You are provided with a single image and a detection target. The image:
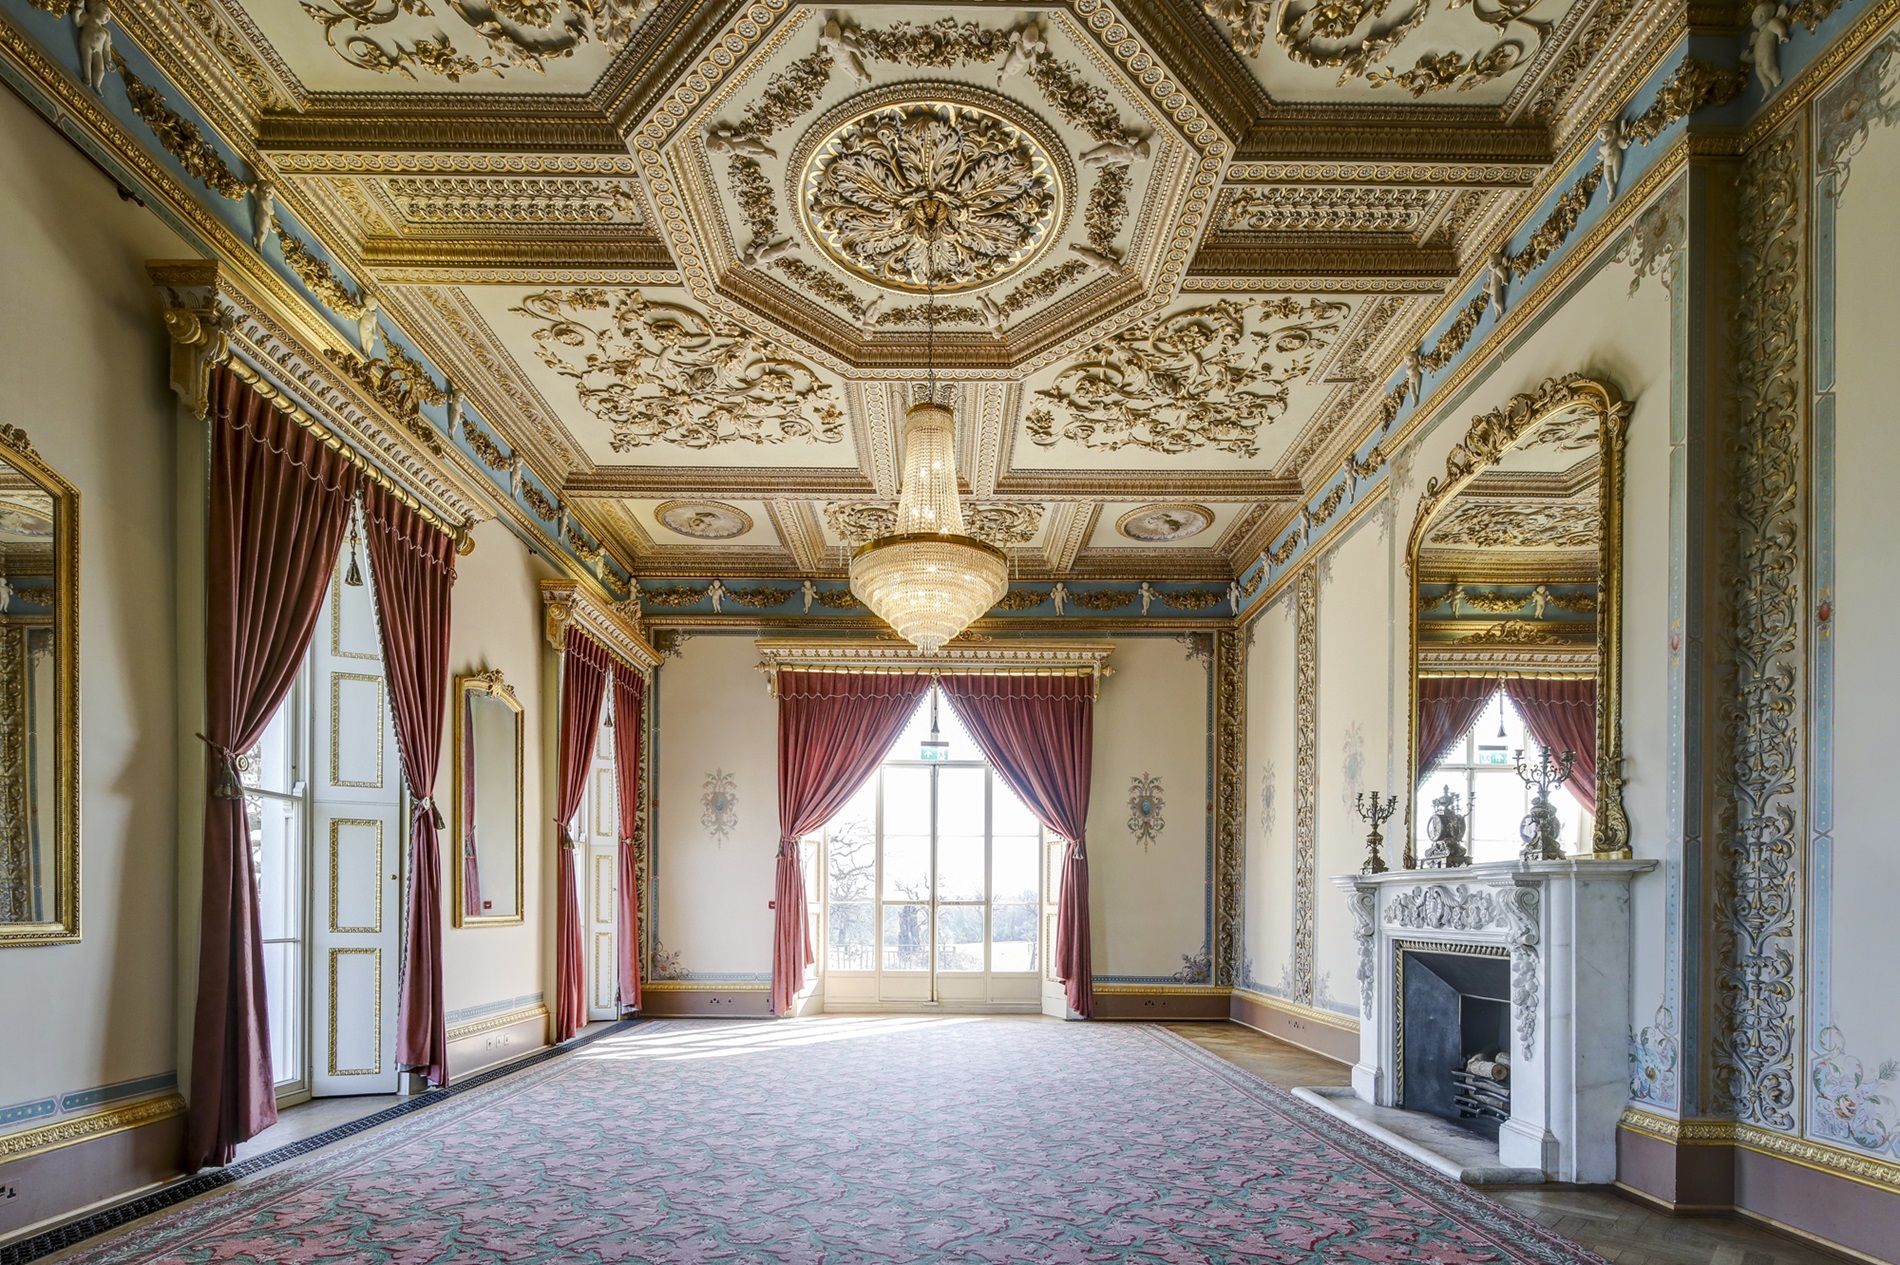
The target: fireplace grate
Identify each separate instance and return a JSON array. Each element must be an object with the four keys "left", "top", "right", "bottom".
[{"left": 1451, "top": 1063, "right": 1511, "bottom": 1125}]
